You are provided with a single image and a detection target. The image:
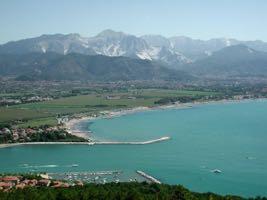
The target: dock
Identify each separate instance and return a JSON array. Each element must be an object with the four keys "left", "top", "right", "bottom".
[
  {"left": 47, "top": 170, "right": 123, "bottom": 184},
  {"left": 49, "top": 170, "right": 122, "bottom": 176},
  {"left": 136, "top": 170, "right": 161, "bottom": 184}
]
